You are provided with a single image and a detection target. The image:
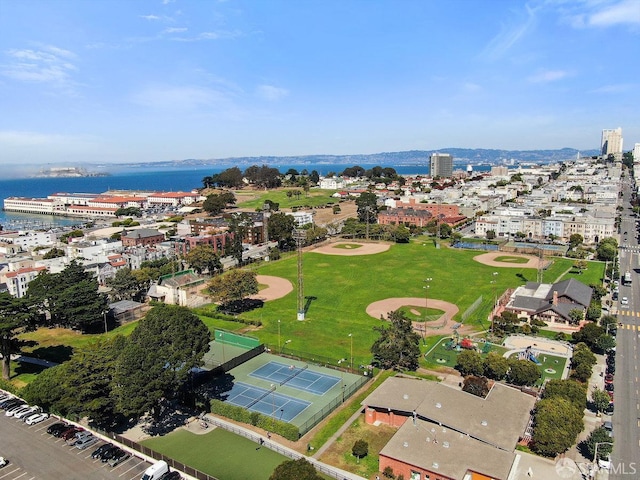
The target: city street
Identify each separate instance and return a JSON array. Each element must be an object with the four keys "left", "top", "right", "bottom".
[{"left": 609, "top": 179, "right": 640, "bottom": 480}]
